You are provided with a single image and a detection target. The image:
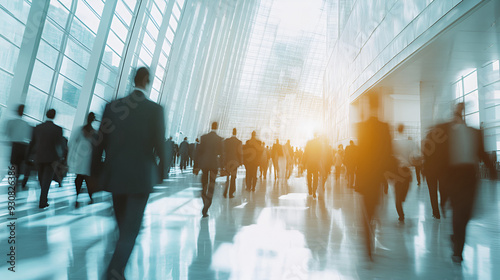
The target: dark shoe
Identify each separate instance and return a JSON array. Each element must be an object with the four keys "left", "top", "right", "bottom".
[
  {"left": 452, "top": 255, "right": 463, "bottom": 264},
  {"left": 202, "top": 214, "right": 209, "bottom": 218},
  {"left": 89, "top": 198, "right": 94, "bottom": 204},
  {"left": 398, "top": 217, "right": 405, "bottom": 223},
  {"left": 223, "top": 194, "right": 227, "bottom": 198},
  {"left": 312, "top": 194, "right": 316, "bottom": 199},
  {"left": 432, "top": 214, "right": 440, "bottom": 219},
  {"left": 229, "top": 195, "right": 234, "bottom": 198},
  {"left": 39, "top": 203, "right": 49, "bottom": 209}
]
